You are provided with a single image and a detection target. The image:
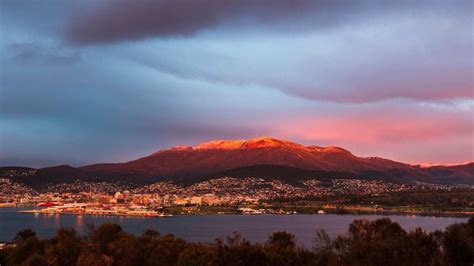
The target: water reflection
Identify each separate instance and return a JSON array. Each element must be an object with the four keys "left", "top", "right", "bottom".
[
  {"left": 75, "top": 215, "right": 83, "bottom": 232},
  {"left": 54, "top": 214, "right": 60, "bottom": 227}
]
